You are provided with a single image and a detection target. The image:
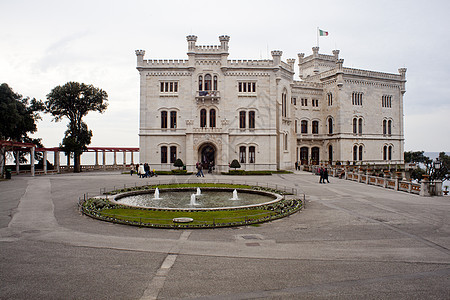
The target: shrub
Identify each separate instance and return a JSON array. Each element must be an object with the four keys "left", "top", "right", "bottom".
[
  {"left": 173, "top": 158, "right": 184, "bottom": 169},
  {"left": 230, "top": 159, "right": 241, "bottom": 170}
]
